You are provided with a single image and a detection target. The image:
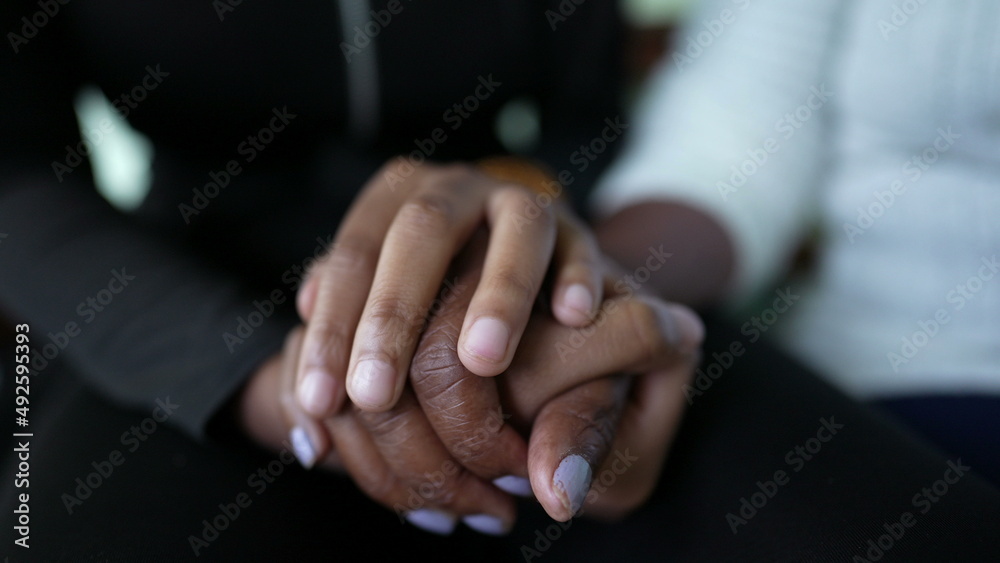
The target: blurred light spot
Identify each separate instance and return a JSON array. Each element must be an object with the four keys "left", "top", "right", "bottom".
[
  {"left": 74, "top": 86, "right": 153, "bottom": 212},
  {"left": 495, "top": 97, "right": 541, "bottom": 155}
]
